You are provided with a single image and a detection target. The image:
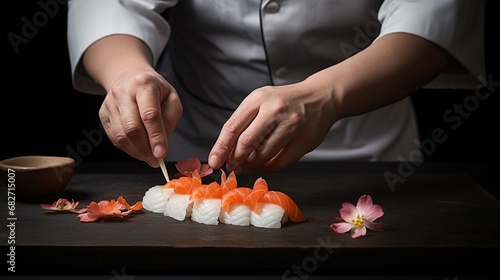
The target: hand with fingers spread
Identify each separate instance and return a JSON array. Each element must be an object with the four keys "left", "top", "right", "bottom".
[
  {"left": 208, "top": 80, "right": 337, "bottom": 173},
  {"left": 99, "top": 69, "right": 182, "bottom": 167}
]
